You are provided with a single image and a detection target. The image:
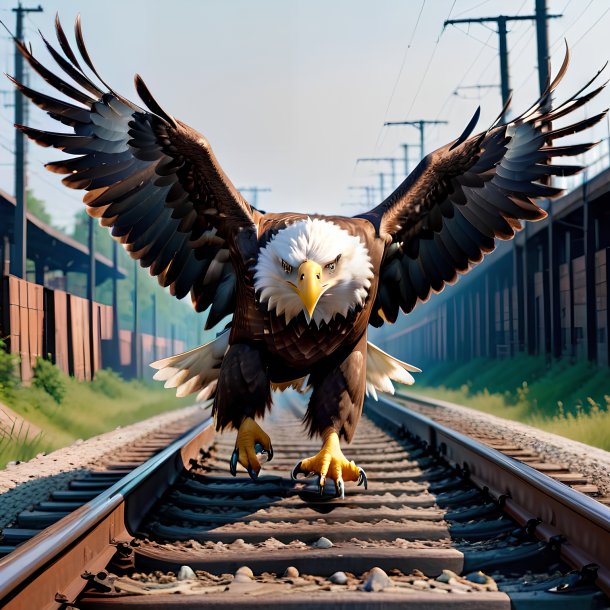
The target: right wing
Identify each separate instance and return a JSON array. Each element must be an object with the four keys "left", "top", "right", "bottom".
[
  {"left": 357, "top": 48, "right": 606, "bottom": 325},
  {"left": 11, "top": 16, "right": 260, "bottom": 329}
]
